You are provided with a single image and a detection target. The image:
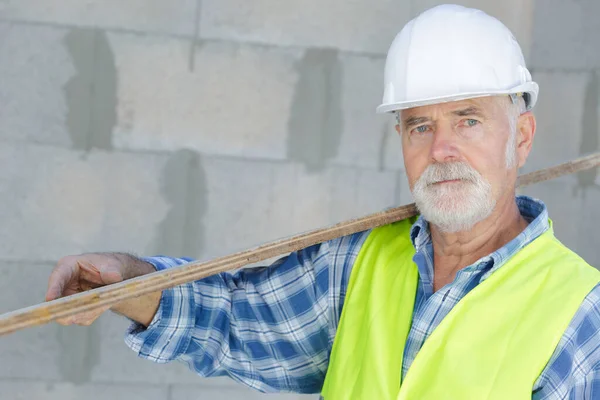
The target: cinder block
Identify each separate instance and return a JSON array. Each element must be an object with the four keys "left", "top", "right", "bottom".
[
  {"left": 93, "top": 314, "right": 315, "bottom": 388},
  {"left": 332, "top": 52, "right": 415, "bottom": 172},
  {"left": 90, "top": 312, "right": 222, "bottom": 385},
  {"left": 0, "top": 23, "right": 124, "bottom": 151},
  {"left": 523, "top": 71, "right": 591, "bottom": 178},
  {"left": 518, "top": 180, "right": 581, "bottom": 250},
  {"left": 0, "top": 261, "right": 113, "bottom": 384},
  {"left": 578, "top": 187, "right": 600, "bottom": 268},
  {"left": 530, "top": 0, "right": 600, "bottom": 69},
  {"left": 0, "top": 262, "right": 63, "bottom": 381},
  {"left": 0, "top": 23, "right": 74, "bottom": 147},
  {"left": 0, "top": 143, "right": 171, "bottom": 261},
  {"left": 520, "top": 181, "right": 600, "bottom": 271},
  {"left": 411, "top": 0, "right": 535, "bottom": 61},
  {"left": 198, "top": 157, "right": 294, "bottom": 259},
  {"left": 395, "top": 171, "right": 414, "bottom": 207},
  {"left": 0, "top": 380, "right": 169, "bottom": 400},
  {"left": 382, "top": 129, "right": 404, "bottom": 171},
  {"left": 199, "top": 0, "right": 411, "bottom": 54},
  {"left": 332, "top": 54, "right": 395, "bottom": 169},
  {"left": 199, "top": 157, "right": 397, "bottom": 260},
  {"left": 172, "top": 385, "right": 318, "bottom": 400},
  {"left": 110, "top": 33, "right": 300, "bottom": 160},
  {"left": 0, "top": 0, "right": 197, "bottom": 37},
  {"left": 326, "top": 165, "right": 399, "bottom": 223}
]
